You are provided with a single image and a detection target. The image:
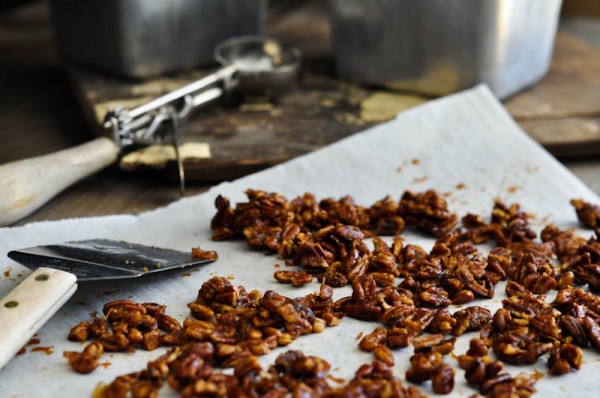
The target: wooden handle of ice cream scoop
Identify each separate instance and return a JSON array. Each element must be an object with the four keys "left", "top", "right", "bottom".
[{"left": 0, "top": 137, "right": 118, "bottom": 226}]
